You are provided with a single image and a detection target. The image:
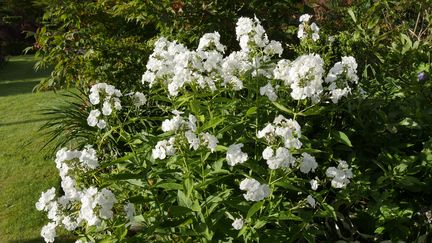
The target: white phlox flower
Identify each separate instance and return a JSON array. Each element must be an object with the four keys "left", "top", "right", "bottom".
[
  {"left": 310, "top": 23, "right": 320, "bottom": 41},
  {"left": 62, "top": 216, "right": 80, "bottom": 231},
  {"left": 325, "top": 56, "right": 359, "bottom": 103},
  {"left": 47, "top": 201, "right": 60, "bottom": 222},
  {"left": 239, "top": 178, "right": 270, "bottom": 202},
  {"left": 221, "top": 51, "right": 250, "bottom": 91},
  {"left": 37, "top": 147, "right": 121, "bottom": 243},
  {"left": 299, "top": 152, "right": 318, "bottom": 174},
  {"left": 257, "top": 123, "right": 276, "bottom": 141},
  {"left": 273, "top": 115, "right": 302, "bottom": 149},
  {"left": 152, "top": 137, "right": 177, "bottom": 160},
  {"left": 233, "top": 17, "right": 283, "bottom": 78},
  {"left": 142, "top": 36, "right": 223, "bottom": 96},
  {"left": 79, "top": 146, "right": 98, "bottom": 169},
  {"left": 87, "top": 83, "right": 122, "bottom": 129},
  {"left": 257, "top": 115, "right": 303, "bottom": 167},
  {"left": 232, "top": 218, "right": 244, "bottom": 230},
  {"left": 95, "top": 188, "right": 117, "bottom": 220},
  {"left": 187, "top": 114, "right": 197, "bottom": 132},
  {"left": 158, "top": 111, "right": 219, "bottom": 154},
  {"left": 36, "top": 187, "right": 56, "bottom": 211},
  {"left": 285, "top": 54, "right": 324, "bottom": 103},
  {"left": 87, "top": 109, "right": 101, "bottom": 127},
  {"left": 310, "top": 178, "right": 319, "bottom": 191},
  {"left": 131, "top": 92, "right": 147, "bottom": 107},
  {"left": 226, "top": 143, "right": 248, "bottom": 166},
  {"left": 102, "top": 100, "right": 112, "bottom": 116},
  {"left": 162, "top": 111, "right": 184, "bottom": 132},
  {"left": 201, "top": 132, "right": 218, "bottom": 152},
  {"left": 79, "top": 187, "right": 100, "bottom": 226},
  {"left": 41, "top": 222, "right": 56, "bottom": 243},
  {"left": 197, "top": 32, "right": 226, "bottom": 53},
  {"left": 263, "top": 40, "right": 283, "bottom": 57},
  {"left": 124, "top": 202, "right": 136, "bottom": 226},
  {"left": 262, "top": 146, "right": 295, "bottom": 169},
  {"left": 89, "top": 92, "right": 100, "bottom": 105},
  {"left": 326, "top": 160, "right": 353, "bottom": 188},
  {"left": 273, "top": 59, "right": 291, "bottom": 83},
  {"left": 185, "top": 130, "right": 200, "bottom": 150},
  {"left": 306, "top": 195, "right": 316, "bottom": 208},
  {"left": 299, "top": 14, "right": 312, "bottom": 23},
  {"left": 96, "top": 119, "right": 106, "bottom": 129},
  {"left": 297, "top": 14, "right": 320, "bottom": 42},
  {"left": 259, "top": 82, "right": 278, "bottom": 101}
]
